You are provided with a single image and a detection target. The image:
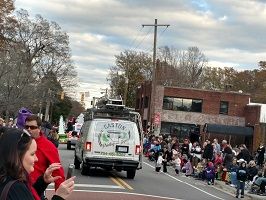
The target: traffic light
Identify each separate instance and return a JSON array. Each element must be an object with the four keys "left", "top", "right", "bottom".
[{"left": 60, "top": 92, "right": 64, "bottom": 100}]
